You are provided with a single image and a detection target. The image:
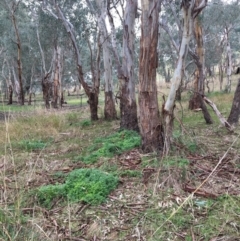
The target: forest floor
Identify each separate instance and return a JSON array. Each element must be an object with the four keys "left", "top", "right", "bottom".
[{"left": 0, "top": 83, "right": 240, "bottom": 241}]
